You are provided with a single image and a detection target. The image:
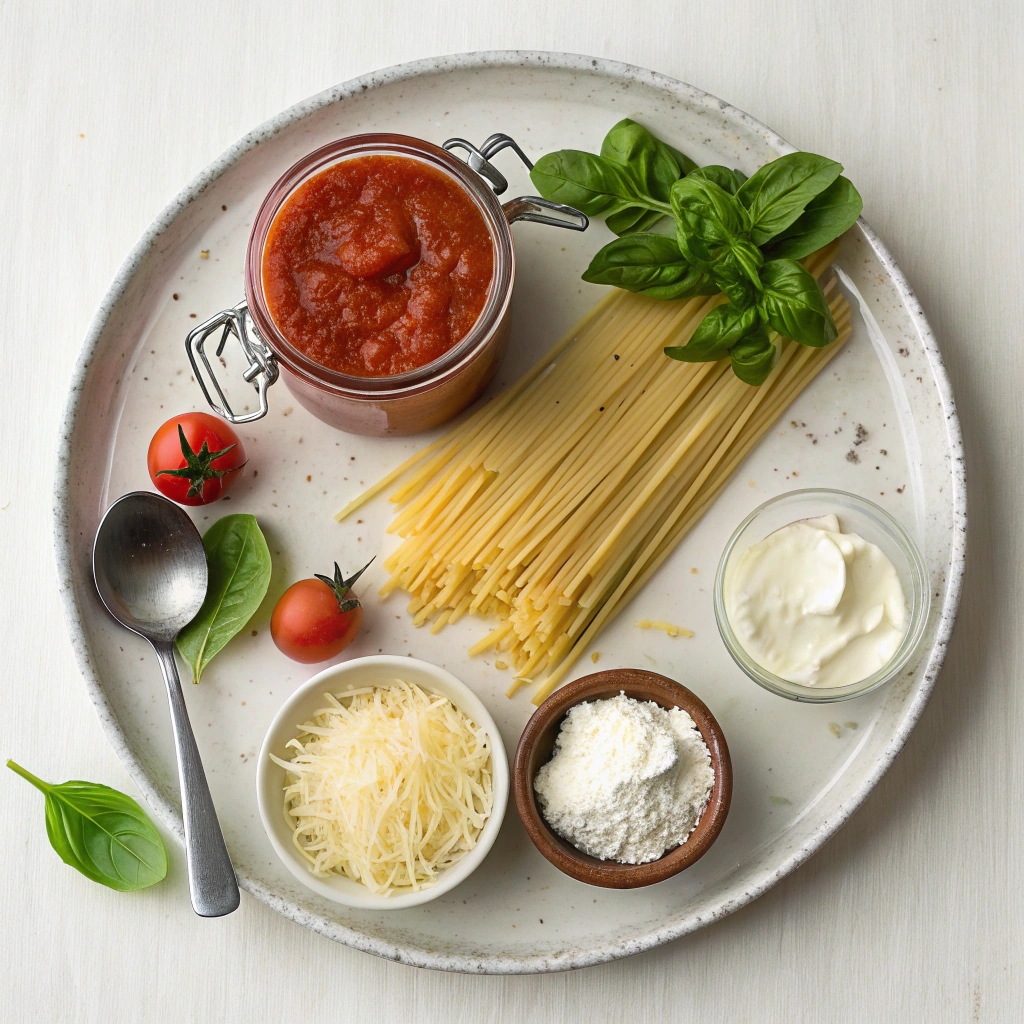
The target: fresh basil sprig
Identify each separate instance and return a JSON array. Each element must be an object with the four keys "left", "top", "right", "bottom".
[
  {"left": 530, "top": 119, "right": 695, "bottom": 237},
  {"left": 532, "top": 122, "right": 863, "bottom": 385},
  {"left": 176, "top": 513, "right": 272, "bottom": 684},
  {"left": 8, "top": 760, "right": 167, "bottom": 891}
]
